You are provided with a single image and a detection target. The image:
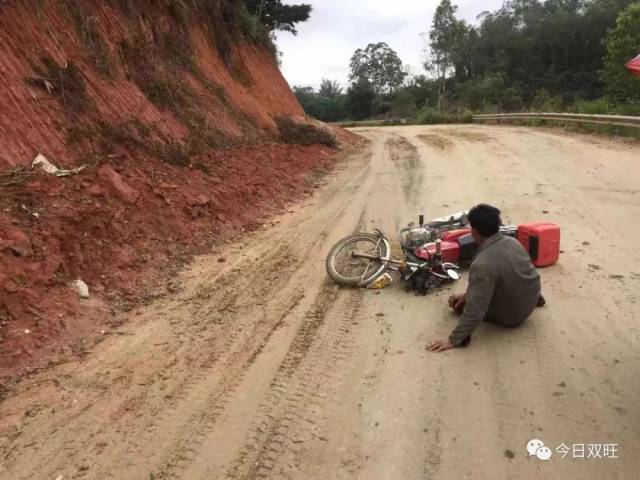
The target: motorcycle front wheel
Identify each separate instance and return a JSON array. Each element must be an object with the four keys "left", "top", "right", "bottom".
[{"left": 326, "top": 233, "right": 389, "bottom": 287}]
